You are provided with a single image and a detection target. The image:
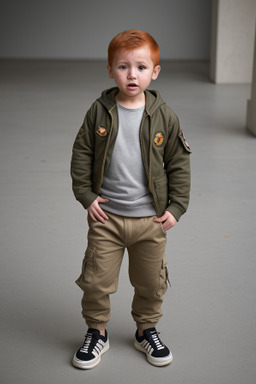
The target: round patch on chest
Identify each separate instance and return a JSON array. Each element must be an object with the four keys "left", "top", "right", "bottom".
[
  {"left": 154, "top": 132, "right": 164, "bottom": 146},
  {"left": 96, "top": 126, "right": 108, "bottom": 137}
]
